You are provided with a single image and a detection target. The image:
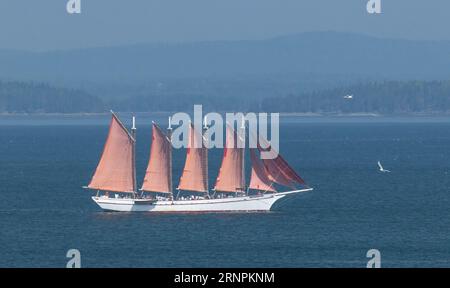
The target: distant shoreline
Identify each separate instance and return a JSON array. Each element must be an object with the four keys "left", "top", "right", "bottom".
[{"left": 1, "top": 112, "right": 450, "bottom": 117}]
